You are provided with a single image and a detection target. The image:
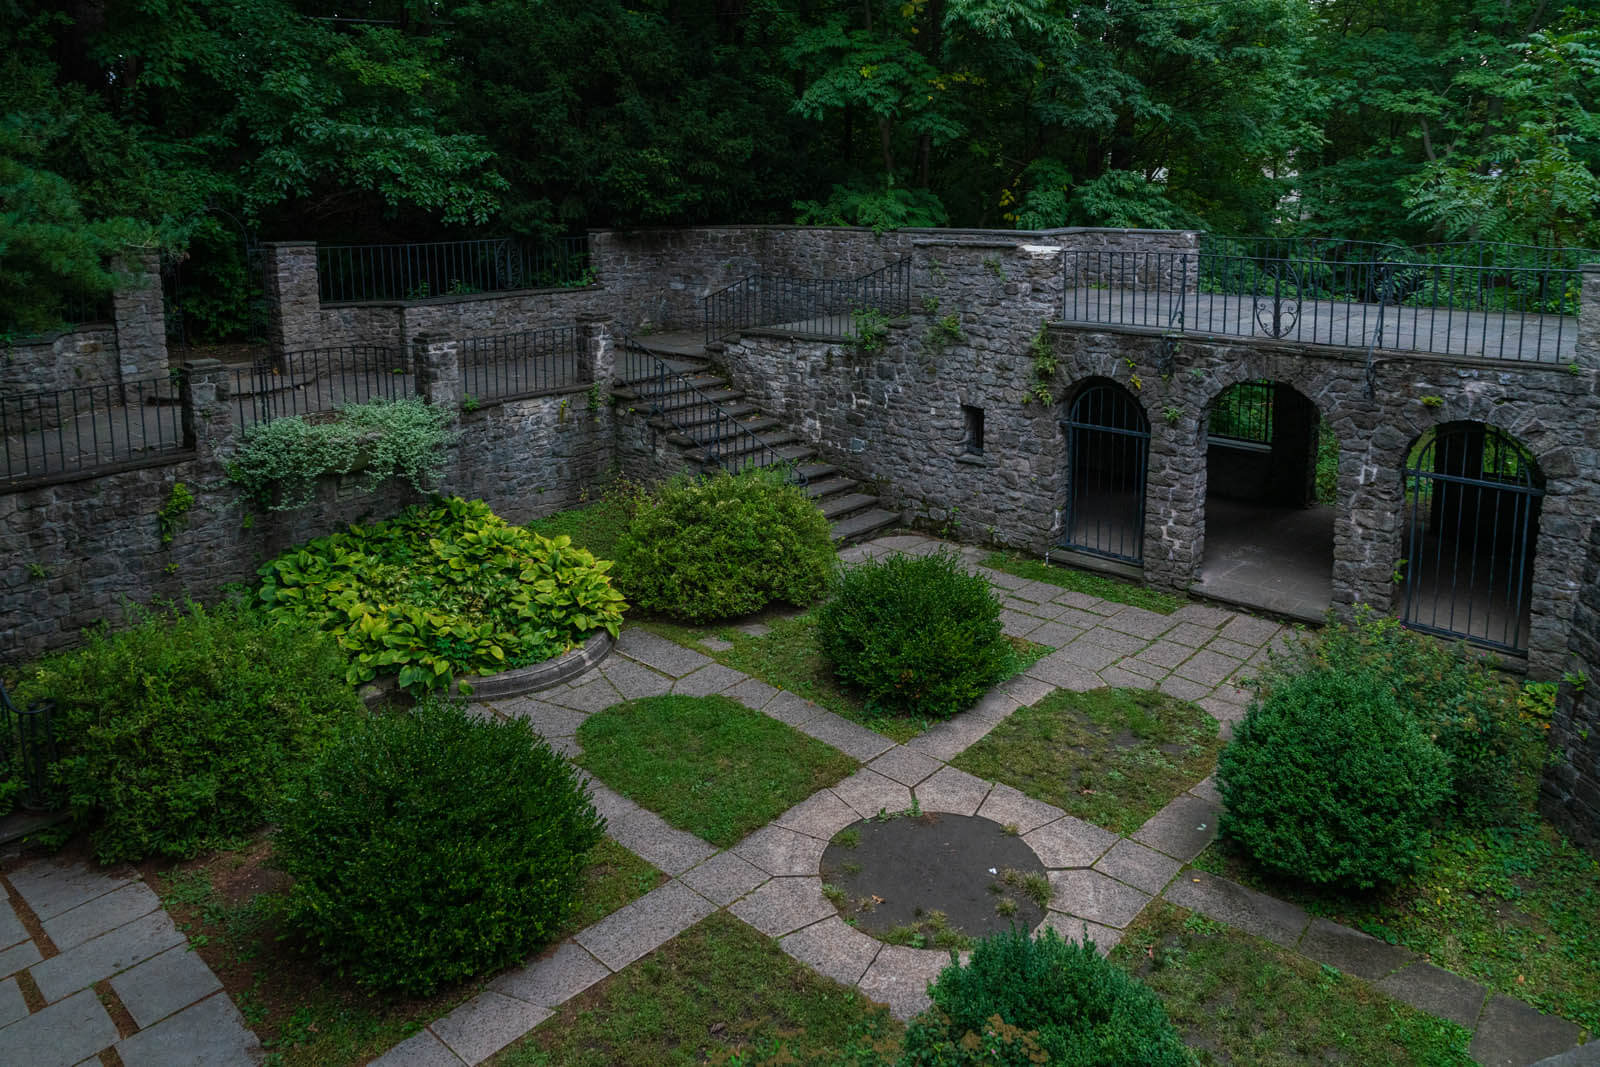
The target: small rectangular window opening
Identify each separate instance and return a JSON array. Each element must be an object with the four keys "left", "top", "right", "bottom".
[{"left": 962, "top": 405, "right": 985, "bottom": 455}]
